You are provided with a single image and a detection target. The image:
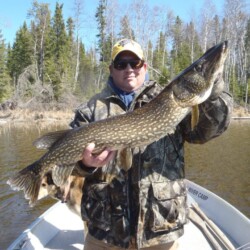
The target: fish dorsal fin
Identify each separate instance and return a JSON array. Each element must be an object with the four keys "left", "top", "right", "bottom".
[
  {"left": 52, "top": 164, "right": 75, "bottom": 186},
  {"left": 33, "top": 129, "right": 71, "bottom": 149}
]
